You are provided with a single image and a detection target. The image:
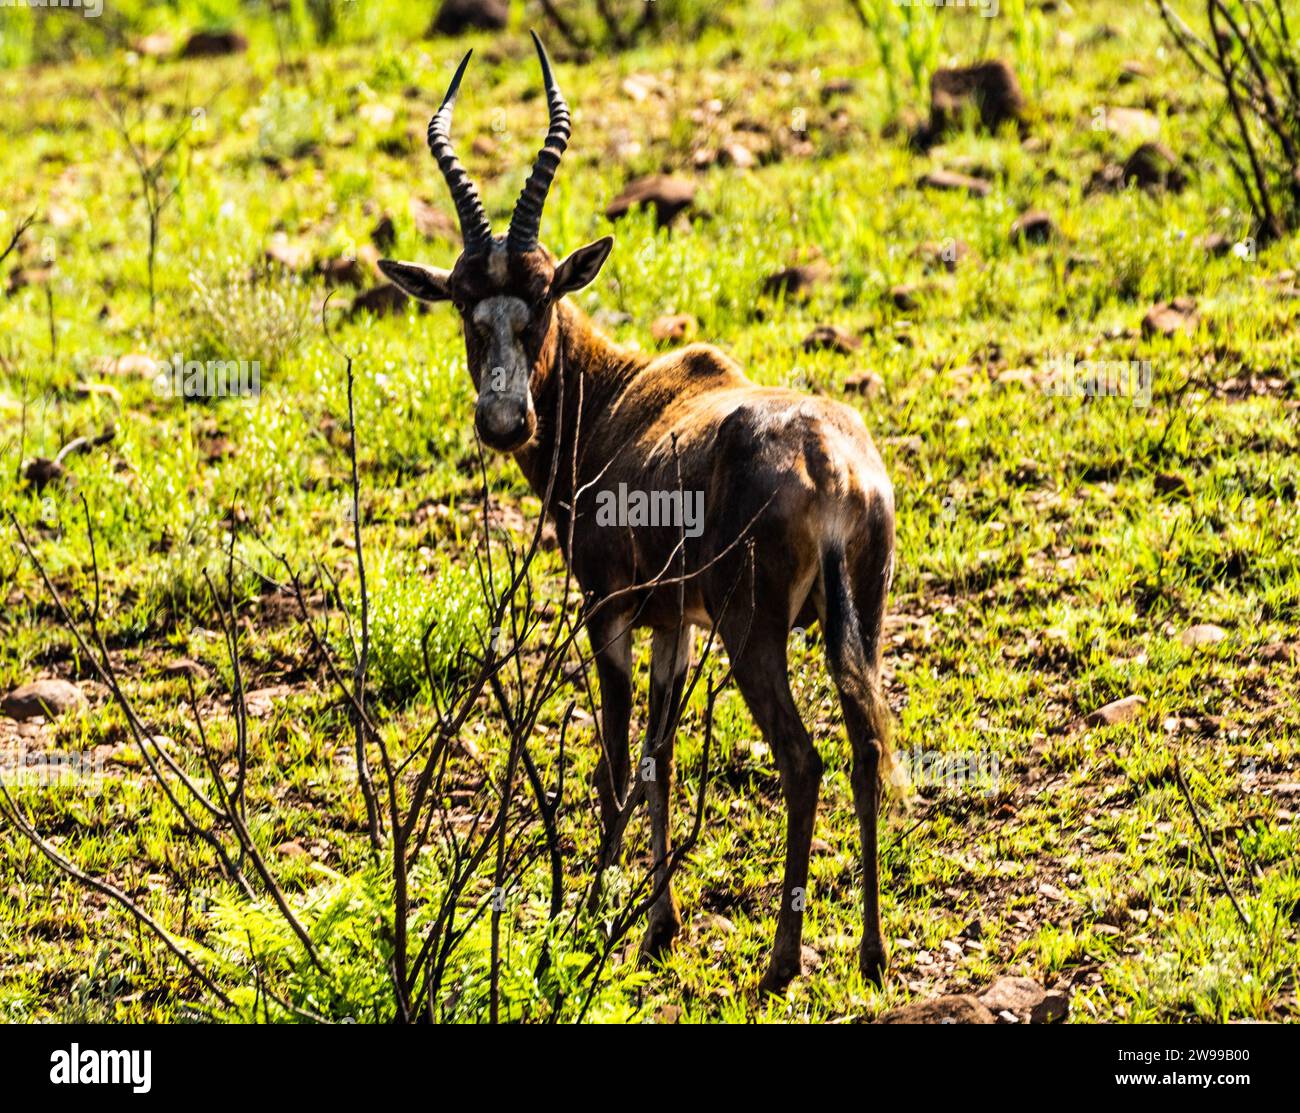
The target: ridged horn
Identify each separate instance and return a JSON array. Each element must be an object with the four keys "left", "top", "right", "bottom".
[
  {"left": 506, "top": 31, "right": 571, "bottom": 255},
  {"left": 428, "top": 50, "right": 494, "bottom": 254}
]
